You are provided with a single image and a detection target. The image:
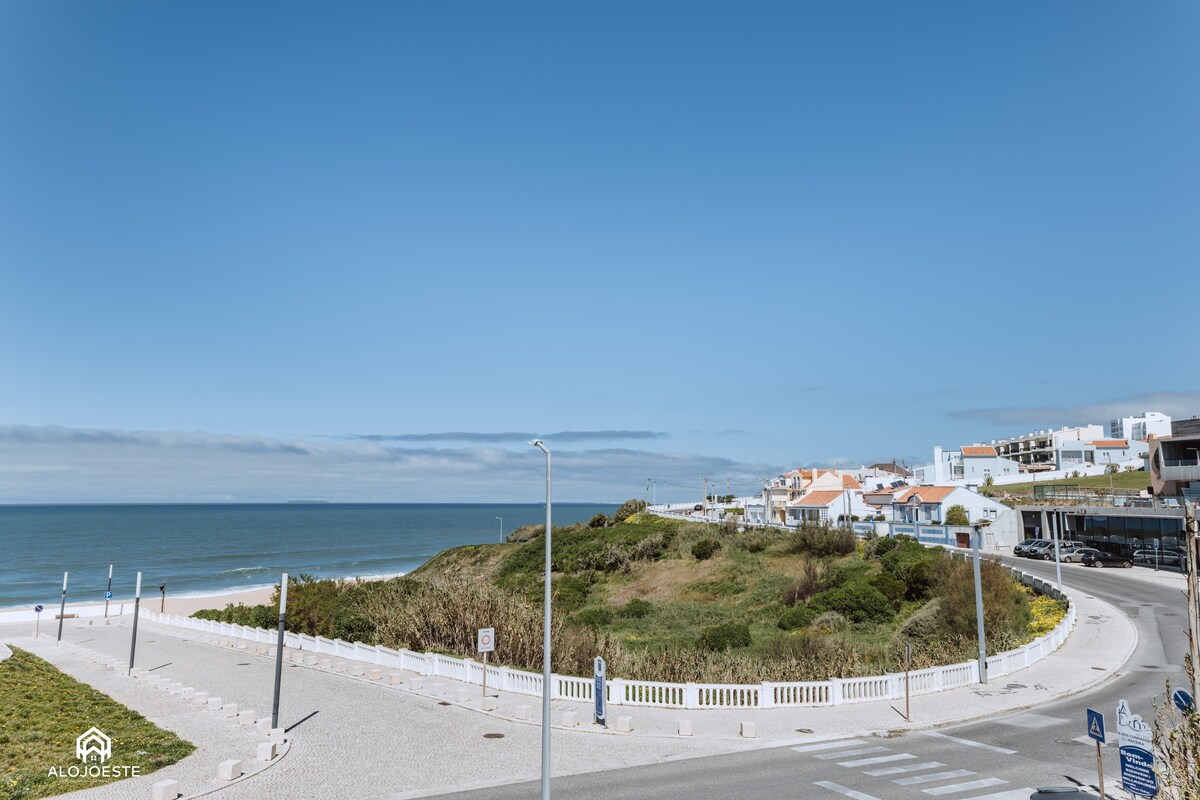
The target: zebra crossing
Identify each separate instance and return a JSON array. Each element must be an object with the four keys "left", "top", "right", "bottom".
[{"left": 793, "top": 737, "right": 1037, "bottom": 800}]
